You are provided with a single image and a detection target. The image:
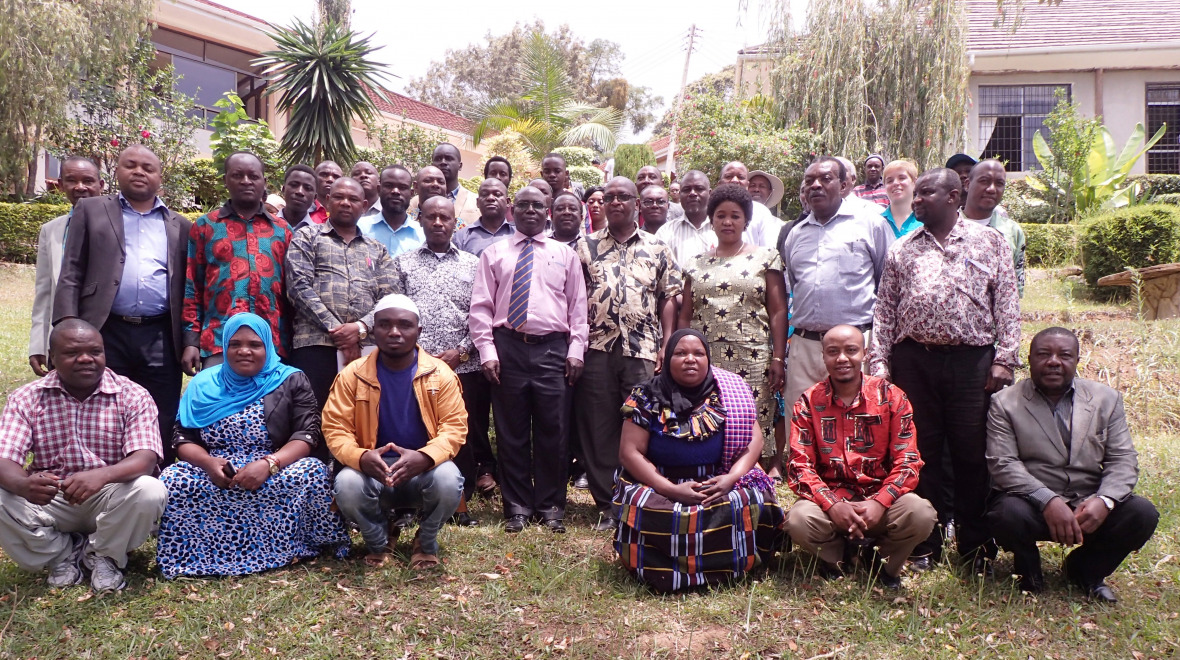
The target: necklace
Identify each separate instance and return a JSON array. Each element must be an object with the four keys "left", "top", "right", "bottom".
[{"left": 714, "top": 241, "right": 746, "bottom": 258}]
